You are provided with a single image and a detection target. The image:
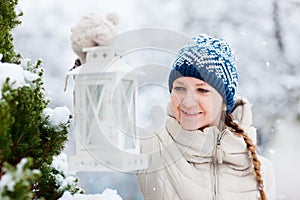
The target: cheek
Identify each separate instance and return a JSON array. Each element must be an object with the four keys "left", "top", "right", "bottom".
[
  {"left": 198, "top": 96, "right": 220, "bottom": 117},
  {"left": 211, "top": 94, "right": 223, "bottom": 112},
  {"left": 170, "top": 94, "right": 181, "bottom": 118},
  {"left": 206, "top": 93, "right": 223, "bottom": 121},
  {"left": 198, "top": 96, "right": 213, "bottom": 111}
]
